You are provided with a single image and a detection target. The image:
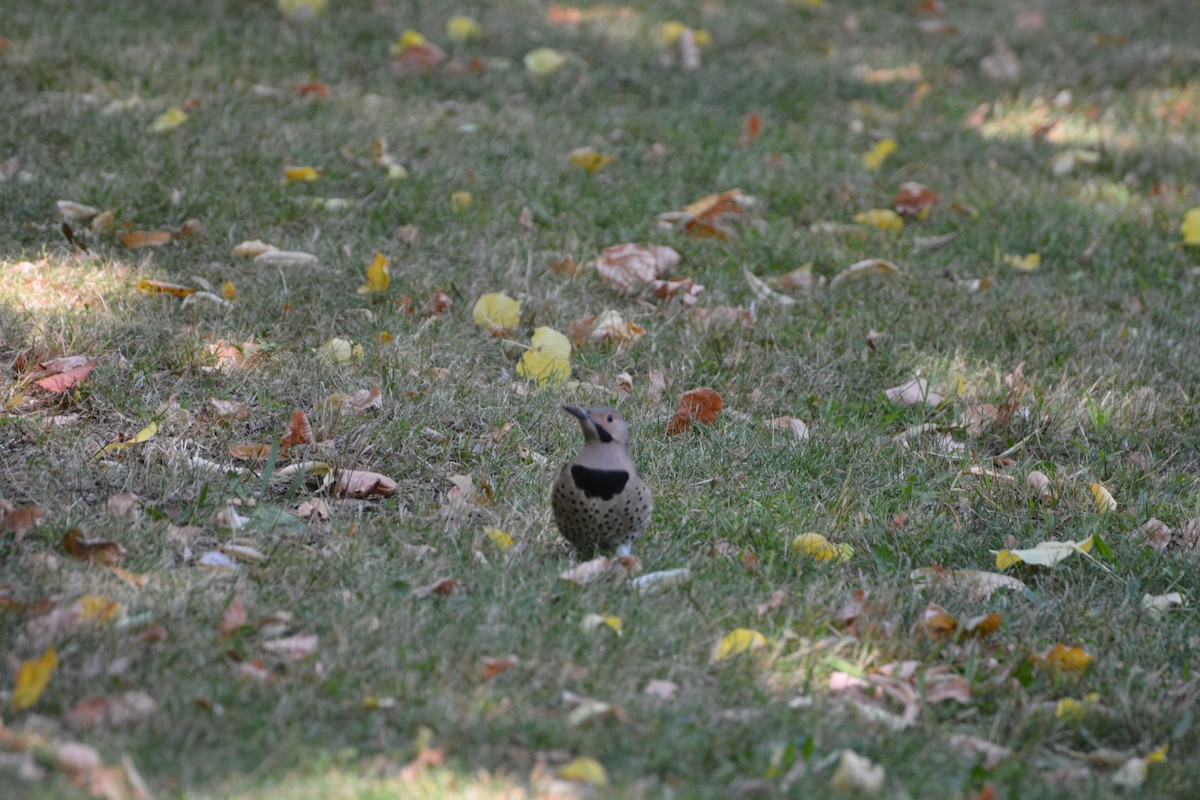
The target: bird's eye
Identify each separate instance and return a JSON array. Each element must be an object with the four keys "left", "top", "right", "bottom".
[{"left": 607, "top": 415, "right": 613, "bottom": 422}]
